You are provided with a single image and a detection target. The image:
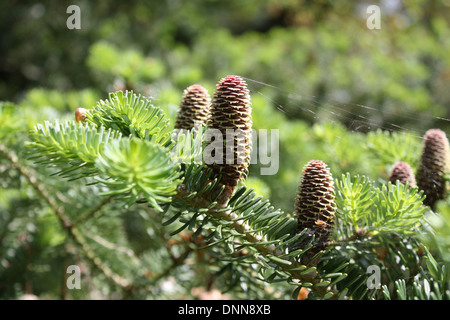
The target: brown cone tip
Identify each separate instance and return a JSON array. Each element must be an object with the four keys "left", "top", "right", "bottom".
[
  {"left": 175, "top": 84, "right": 211, "bottom": 131},
  {"left": 416, "top": 129, "right": 450, "bottom": 208},
  {"left": 295, "top": 160, "right": 336, "bottom": 255},
  {"left": 207, "top": 75, "right": 252, "bottom": 188},
  {"left": 389, "top": 161, "right": 416, "bottom": 188},
  {"left": 75, "top": 108, "right": 87, "bottom": 122}
]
